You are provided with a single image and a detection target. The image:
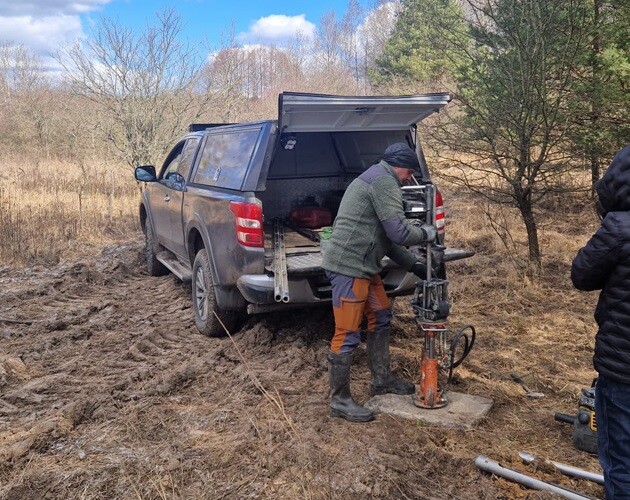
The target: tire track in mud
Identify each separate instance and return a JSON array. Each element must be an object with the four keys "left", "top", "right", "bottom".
[
  {"left": 0, "top": 243, "right": 349, "bottom": 498},
  {"left": 0, "top": 242, "right": 516, "bottom": 499},
  {"left": 0, "top": 243, "right": 219, "bottom": 463}
]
